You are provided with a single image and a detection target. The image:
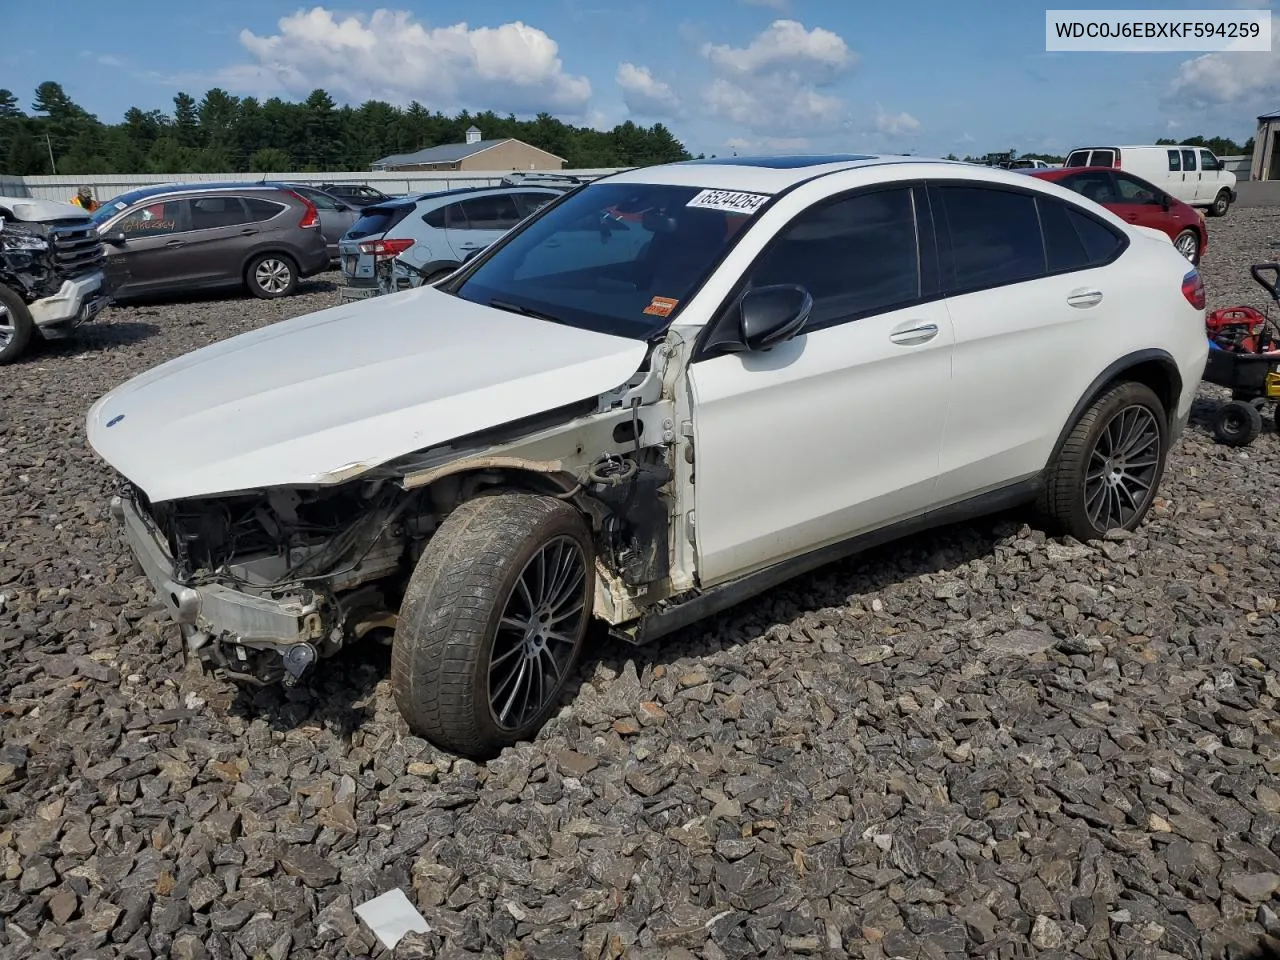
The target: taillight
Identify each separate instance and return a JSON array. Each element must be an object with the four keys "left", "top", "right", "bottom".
[
  {"left": 1182, "top": 269, "right": 1205, "bottom": 310},
  {"left": 1113, "top": 154, "right": 1121, "bottom": 168},
  {"left": 357, "top": 237, "right": 414, "bottom": 259},
  {"left": 287, "top": 191, "right": 320, "bottom": 229}
]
